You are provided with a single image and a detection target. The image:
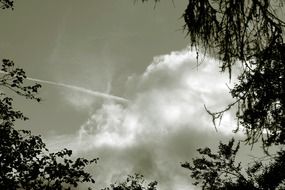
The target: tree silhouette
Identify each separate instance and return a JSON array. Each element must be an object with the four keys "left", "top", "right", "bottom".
[
  {"left": 181, "top": 0, "right": 285, "bottom": 148},
  {"left": 101, "top": 174, "right": 158, "bottom": 190},
  {"left": 0, "top": 60, "right": 97, "bottom": 189},
  {"left": 182, "top": 139, "right": 285, "bottom": 190},
  {"left": 0, "top": 0, "right": 13, "bottom": 9}
]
